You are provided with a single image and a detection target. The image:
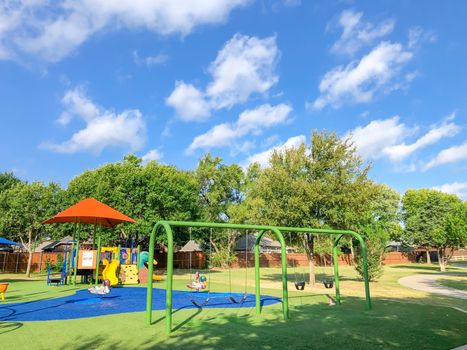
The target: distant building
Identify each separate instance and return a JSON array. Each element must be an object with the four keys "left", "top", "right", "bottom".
[
  {"left": 235, "top": 234, "right": 295, "bottom": 253},
  {"left": 39, "top": 236, "right": 74, "bottom": 252},
  {"left": 385, "top": 241, "right": 413, "bottom": 252},
  {"left": 179, "top": 240, "right": 202, "bottom": 252}
]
